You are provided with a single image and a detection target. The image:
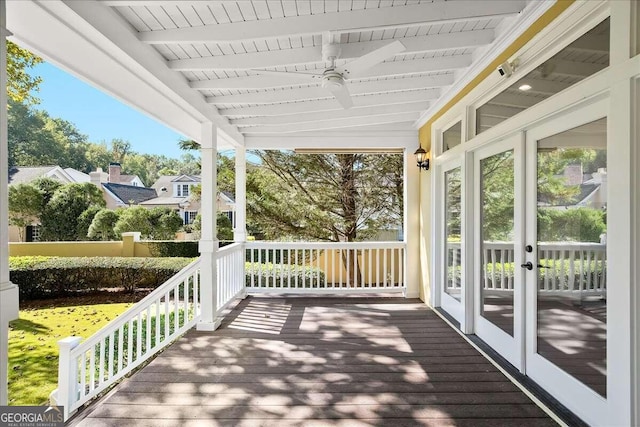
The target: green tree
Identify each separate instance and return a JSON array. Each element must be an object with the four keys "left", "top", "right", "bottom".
[
  {"left": 30, "top": 177, "right": 63, "bottom": 210},
  {"left": 77, "top": 206, "right": 103, "bottom": 241},
  {"left": 7, "top": 41, "right": 42, "bottom": 104},
  {"left": 192, "top": 212, "right": 234, "bottom": 241},
  {"left": 8, "top": 184, "right": 43, "bottom": 241},
  {"left": 40, "top": 183, "right": 106, "bottom": 241},
  {"left": 148, "top": 207, "right": 183, "bottom": 240},
  {"left": 87, "top": 209, "right": 121, "bottom": 241},
  {"left": 113, "top": 206, "right": 152, "bottom": 238},
  {"left": 248, "top": 151, "right": 400, "bottom": 242}
]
